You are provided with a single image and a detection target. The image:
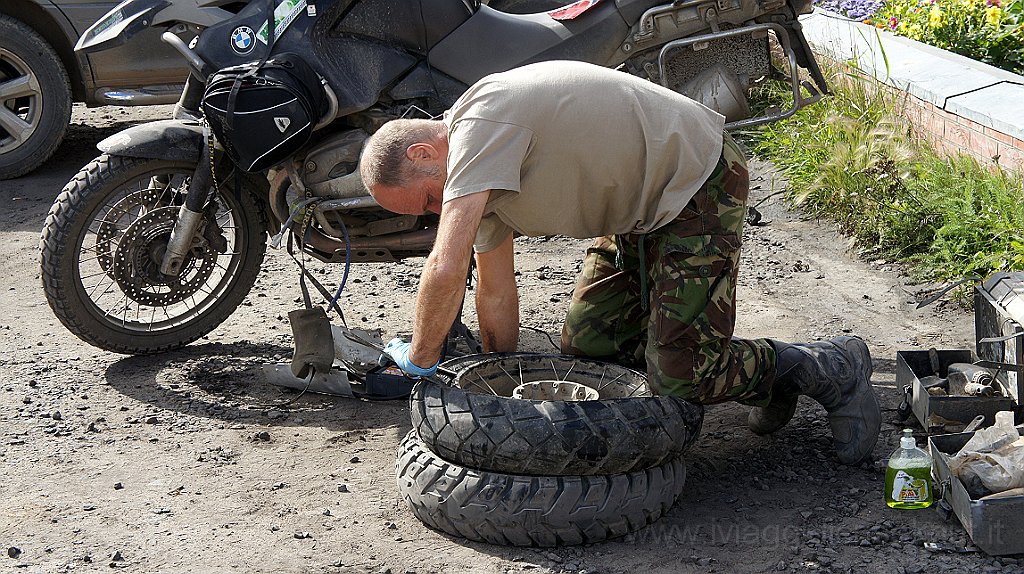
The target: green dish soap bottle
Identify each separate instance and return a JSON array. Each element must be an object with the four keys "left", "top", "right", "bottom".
[{"left": 884, "top": 429, "right": 934, "bottom": 509}]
